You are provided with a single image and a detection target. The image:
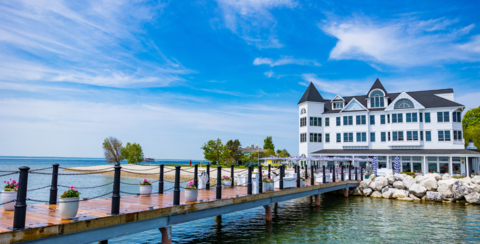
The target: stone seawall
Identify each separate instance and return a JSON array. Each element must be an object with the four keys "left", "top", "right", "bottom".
[{"left": 354, "top": 173, "right": 480, "bottom": 204}]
